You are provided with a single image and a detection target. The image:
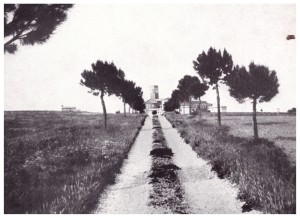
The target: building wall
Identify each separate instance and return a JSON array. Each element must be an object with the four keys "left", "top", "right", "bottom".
[{"left": 150, "top": 85, "right": 159, "bottom": 99}]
